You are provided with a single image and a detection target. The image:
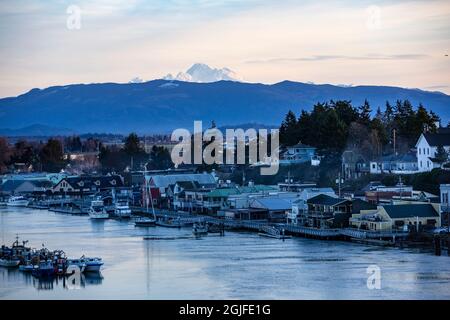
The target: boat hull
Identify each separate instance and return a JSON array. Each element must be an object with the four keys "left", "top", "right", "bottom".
[
  {"left": 0, "top": 259, "right": 21, "bottom": 267},
  {"left": 89, "top": 212, "right": 109, "bottom": 219},
  {"left": 84, "top": 263, "right": 103, "bottom": 272},
  {"left": 6, "top": 201, "right": 29, "bottom": 207}
]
